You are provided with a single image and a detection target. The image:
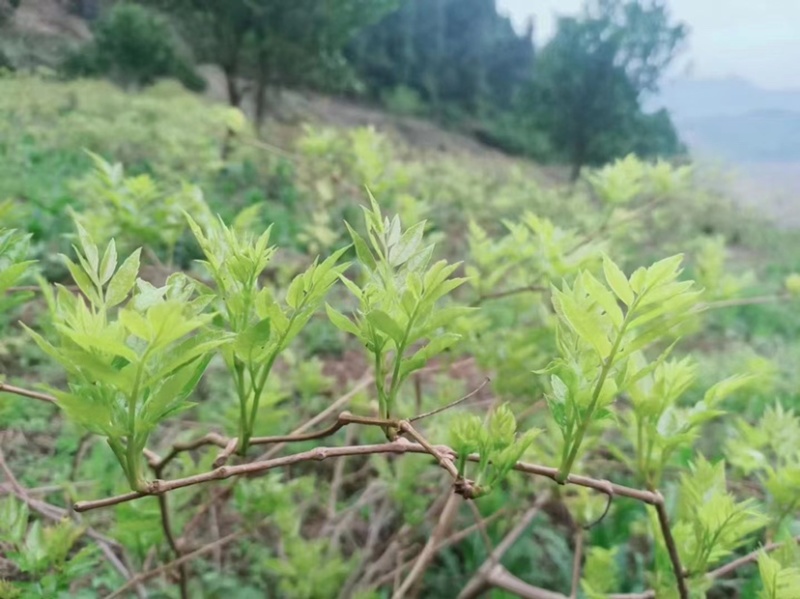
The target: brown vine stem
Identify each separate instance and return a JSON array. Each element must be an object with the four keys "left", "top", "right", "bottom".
[
  {"left": 570, "top": 529, "right": 584, "bottom": 599},
  {"left": 151, "top": 459, "right": 188, "bottom": 599},
  {"left": 700, "top": 292, "right": 791, "bottom": 311},
  {"left": 371, "top": 507, "right": 511, "bottom": 588},
  {"left": 706, "top": 534, "right": 800, "bottom": 580},
  {"left": 473, "top": 284, "right": 548, "bottom": 305},
  {"left": 655, "top": 495, "right": 689, "bottom": 599},
  {"left": 398, "top": 421, "right": 460, "bottom": 479},
  {"left": 104, "top": 529, "right": 248, "bottom": 599},
  {"left": 74, "top": 440, "right": 439, "bottom": 511},
  {"left": 73, "top": 438, "right": 660, "bottom": 512},
  {"left": 0, "top": 446, "right": 146, "bottom": 598},
  {"left": 391, "top": 493, "right": 460, "bottom": 599},
  {"left": 458, "top": 492, "right": 551, "bottom": 599},
  {"left": 0, "top": 382, "right": 56, "bottom": 404},
  {"left": 408, "top": 377, "right": 490, "bottom": 422}
]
